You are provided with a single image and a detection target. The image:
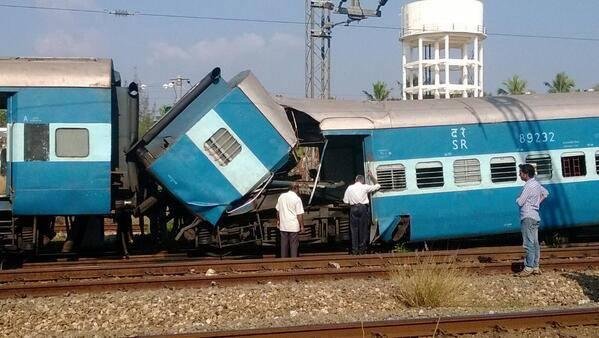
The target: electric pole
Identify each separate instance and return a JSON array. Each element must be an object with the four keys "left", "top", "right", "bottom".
[
  {"left": 163, "top": 75, "right": 190, "bottom": 103},
  {"left": 305, "top": 0, "right": 389, "bottom": 99}
]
